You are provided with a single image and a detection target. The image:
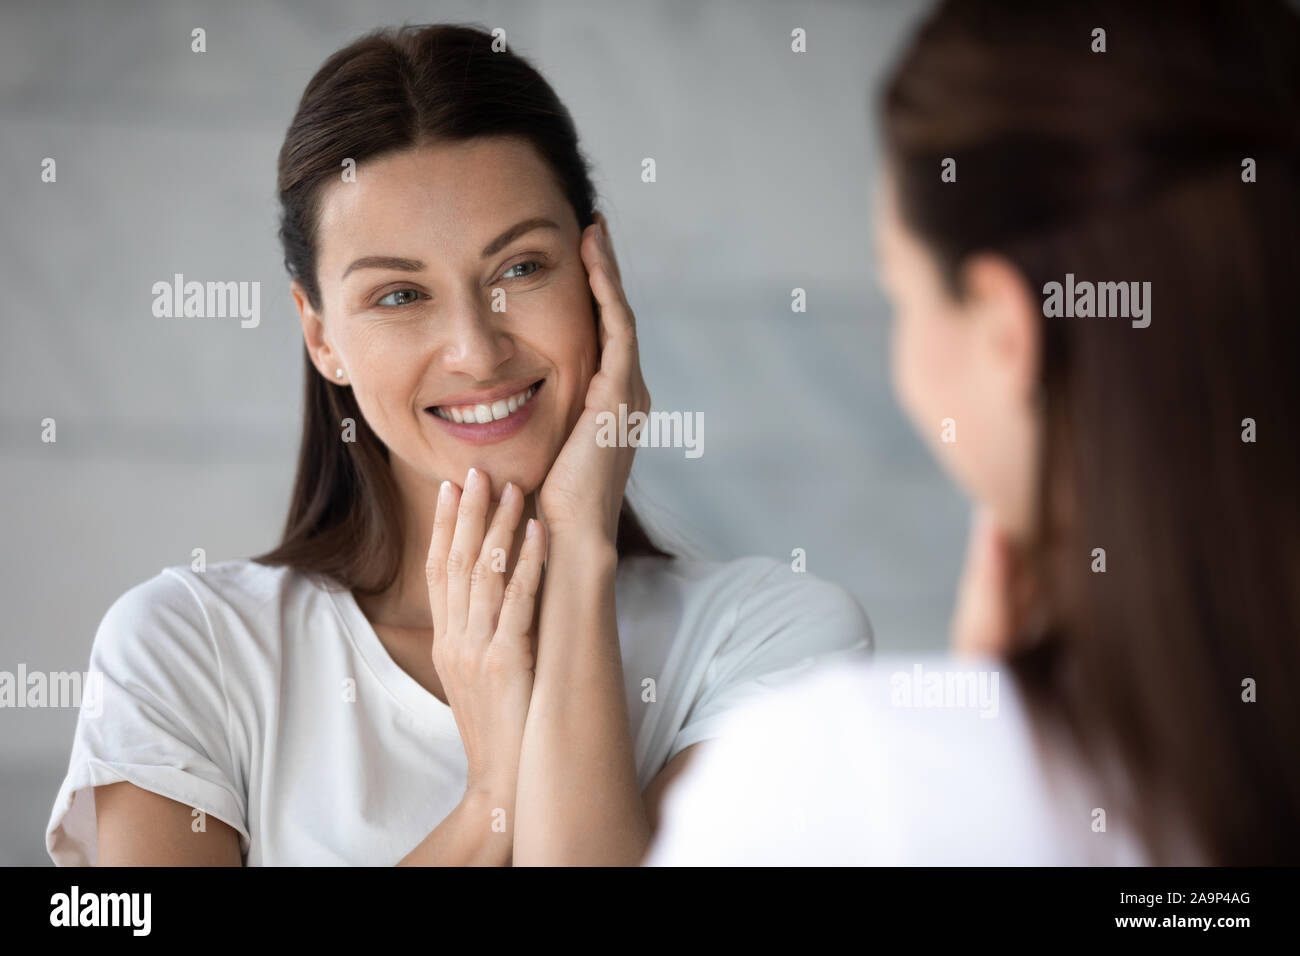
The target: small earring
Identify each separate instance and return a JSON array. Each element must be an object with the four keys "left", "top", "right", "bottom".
[{"left": 335, "top": 368, "right": 344, "bottom": 380}]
